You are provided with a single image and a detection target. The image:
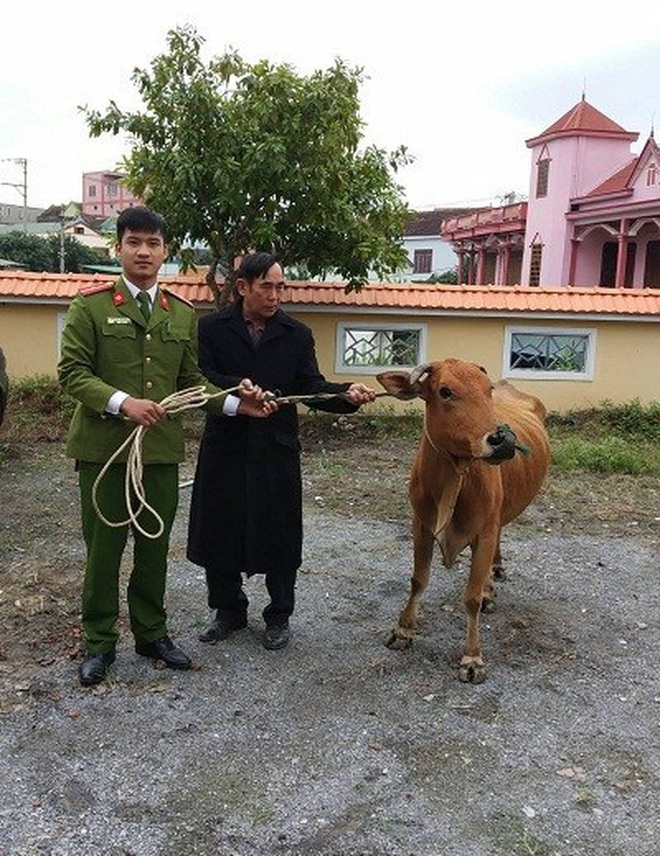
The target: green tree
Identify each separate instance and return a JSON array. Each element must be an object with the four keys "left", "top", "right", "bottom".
[
  {"left": 427, "top": 267, "right": 458, "bottom": 284},
  {"left": 44, "top": 234, "right": 108, "bottom": 273},
  {"left": 83, "top": 25, "right": 412, "bottom": 305},
  {"left": 0, "top": 232, "right": 52, "bottom": 271},
  {"left": 0, "top": 231, "right": 107, "bottom": 273}
]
